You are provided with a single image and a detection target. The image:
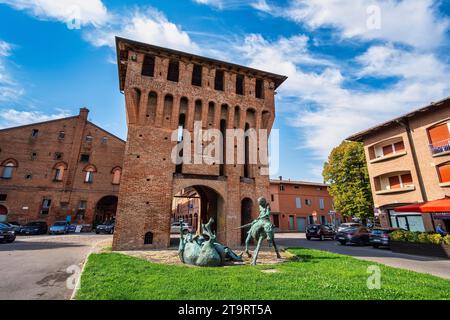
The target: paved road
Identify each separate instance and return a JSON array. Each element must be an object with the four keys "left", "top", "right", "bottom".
[
  {"left": 0, "top": 234, "right": 111, "bottom": 300},
  {"left": 276, "top": 233, "right": 450, "bottom": 279}
]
